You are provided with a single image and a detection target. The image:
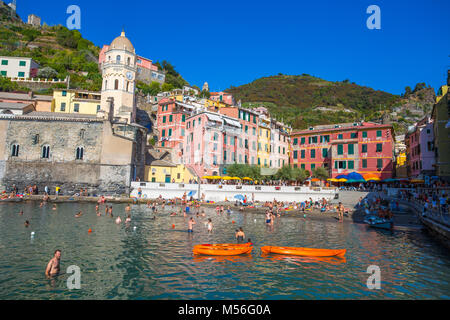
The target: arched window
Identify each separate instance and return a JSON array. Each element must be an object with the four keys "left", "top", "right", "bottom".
[
  {"left": 104, "top": 80, "right": 107, "bottom": 90},
  {"left": 42, "top": 145, "right": 50, "bottom": 159},
  {"left": 76, "top": 147, "right": 84, "bottom": 160},
  {"left": 114, "top": 79, "right": 119, "bottom": 90},
  {"left": 11, "top": 144, "right": 19, "bottom": 157},
  {"left": 127, "top": 57, "right": 130, "bottom": 65},
  {"left": 126, "top": 81, "right": 129, "bottom": 92},
  {"left": 79, "top": 129, "right": 85, "bottom": 139},
  {"left": 116, "top": 55, "right": 121, "bottom": 63}
]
